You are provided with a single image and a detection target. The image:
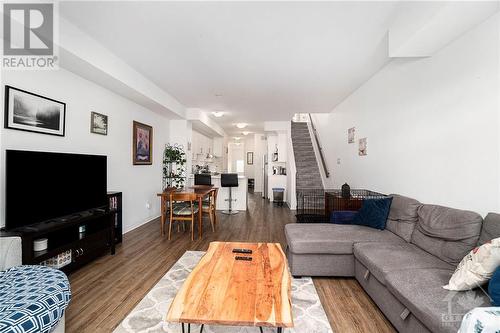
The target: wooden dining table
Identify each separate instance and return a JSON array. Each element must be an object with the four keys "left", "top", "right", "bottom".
[{"left": 157, "top": 185, "right": 215, "bottom": 239}]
